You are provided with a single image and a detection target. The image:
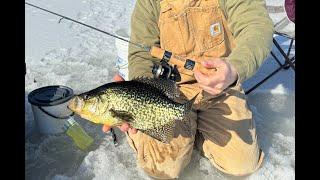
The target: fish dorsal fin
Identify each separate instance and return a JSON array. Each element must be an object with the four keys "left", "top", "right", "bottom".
[
  {"left": 133, "top": 77, "right": 179, "bottom": 99},
  {"left": 140, "top": 121, "right": 175, "bottom": 144}
]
